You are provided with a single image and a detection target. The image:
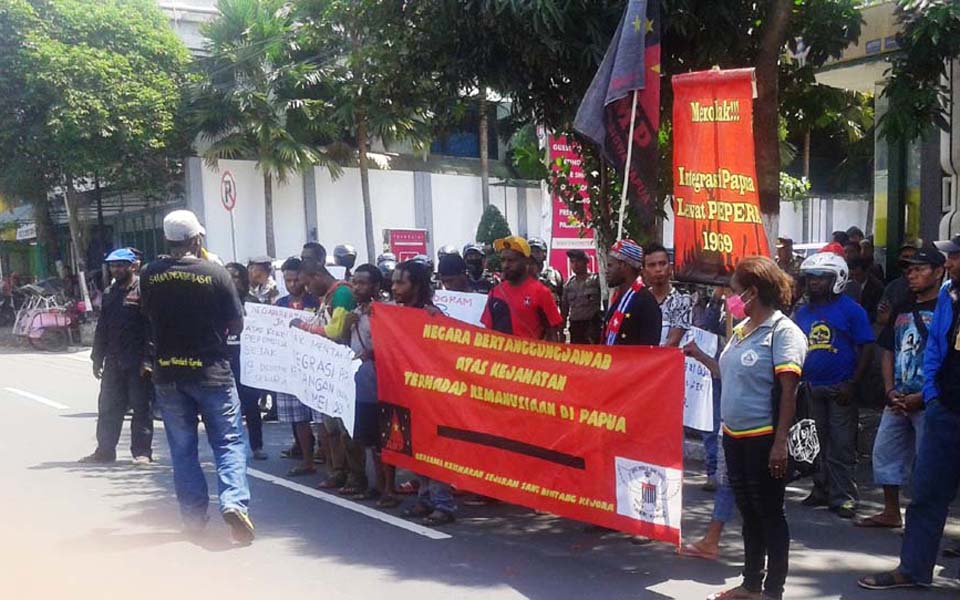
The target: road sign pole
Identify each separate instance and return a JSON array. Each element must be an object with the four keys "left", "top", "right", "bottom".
[{"left": 229, "top": 212, "right": 238, "bottom": 262}]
